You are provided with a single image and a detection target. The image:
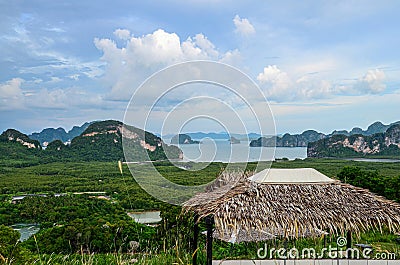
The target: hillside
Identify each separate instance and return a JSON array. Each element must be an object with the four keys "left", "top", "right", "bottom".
[
  {"left": 250, "top": 130, "right": 325, "bottom": 147},
  {"left": 1, "top": 129, "right": 41, "bottom": 149},
  {"left": 250, "top": 121, "right": 399, "bottom": 148},
  {"left": 0, "top": 120, "right": 182, "bottom": 163},
  {"left": 67, "top": 120, "right": 182, "bottom": 161},
  {"left": 29, "top": 122, "right": 92, "bottom": 146},
  {"left": 307, "top": 124, "right": 400, "bottom": 158},
  {"left": 330, "top": 121, "right": 400, "bottom": 136},
  {"left": 0, "top": 129, "right": 42, "bottom": 165}
]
